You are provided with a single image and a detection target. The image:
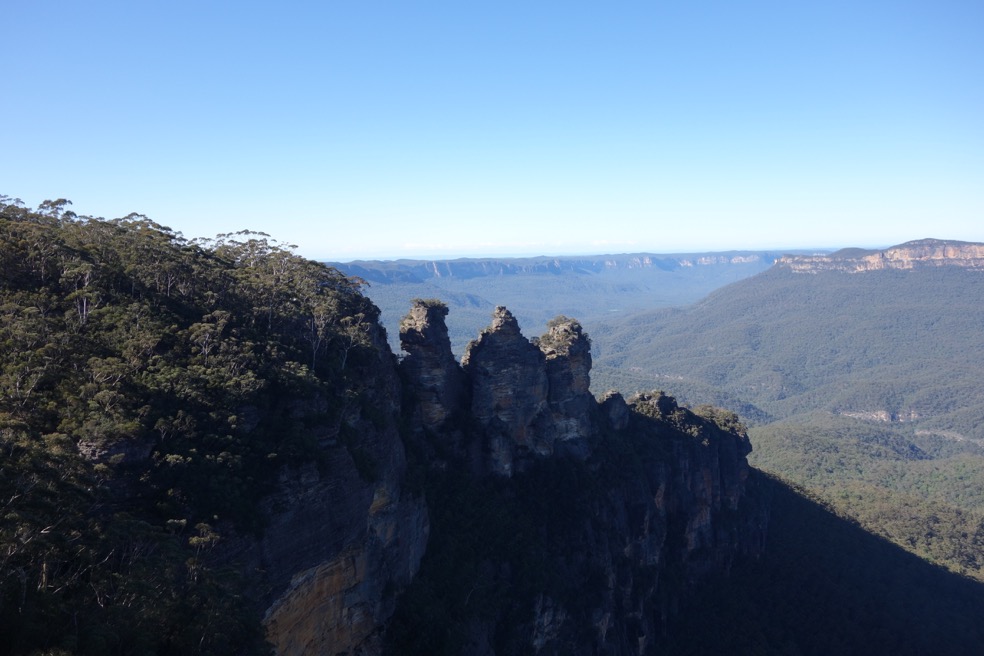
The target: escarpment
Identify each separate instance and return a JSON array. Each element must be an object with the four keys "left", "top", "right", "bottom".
[
  {"left": 0, "top": 194, "right": 766, "bottom": 656},
  {"left": 389, "top": 301, "right": 768, "bottom": 655},
  {"left": 241, "top": 319, "right": 430, "bottom": 656},
  {"left": 778, "top": 238, "right": 984, "bottom": 273}
]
